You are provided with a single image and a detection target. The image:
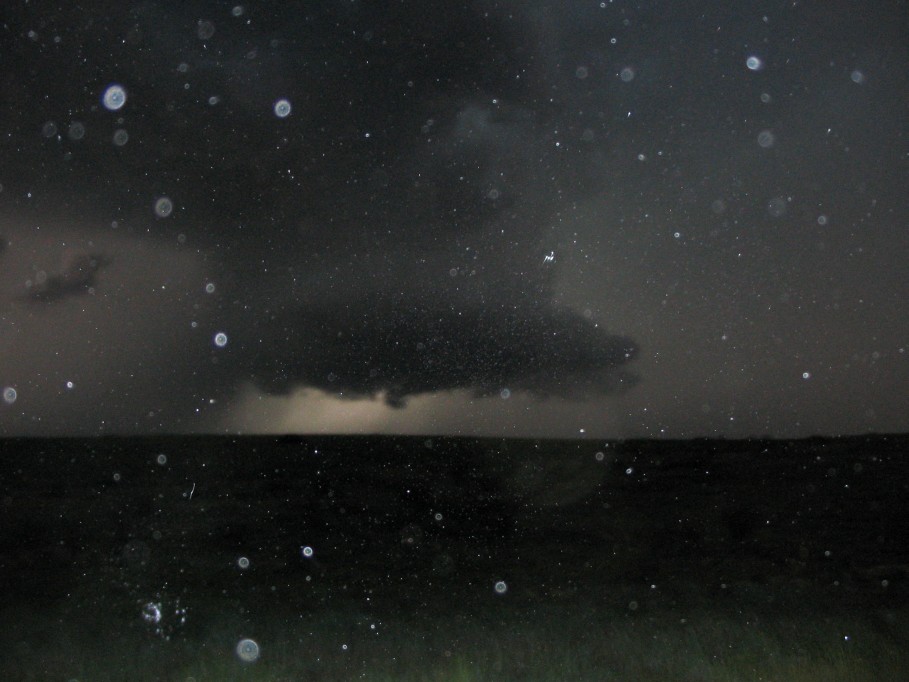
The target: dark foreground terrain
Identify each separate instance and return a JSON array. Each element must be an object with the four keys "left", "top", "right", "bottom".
[{"left": 1, "top": 434, "right": 908, "bottom": 680}]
